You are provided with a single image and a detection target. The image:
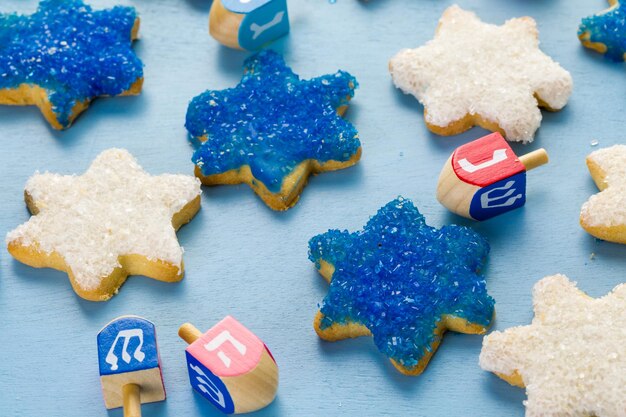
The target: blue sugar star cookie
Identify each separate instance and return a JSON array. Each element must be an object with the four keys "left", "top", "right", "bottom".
[
  {"left": 579, "top": 0, "right": 626, "bottom": 61},
  {"left": 0, "top": 0, "right": 143, "bottom": 129},
  {"left": 308, "top": 197, "right": 495, "bottom": 375},
  {"left": 186, "top": 50, "right": 361, "bottom": 211}
]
